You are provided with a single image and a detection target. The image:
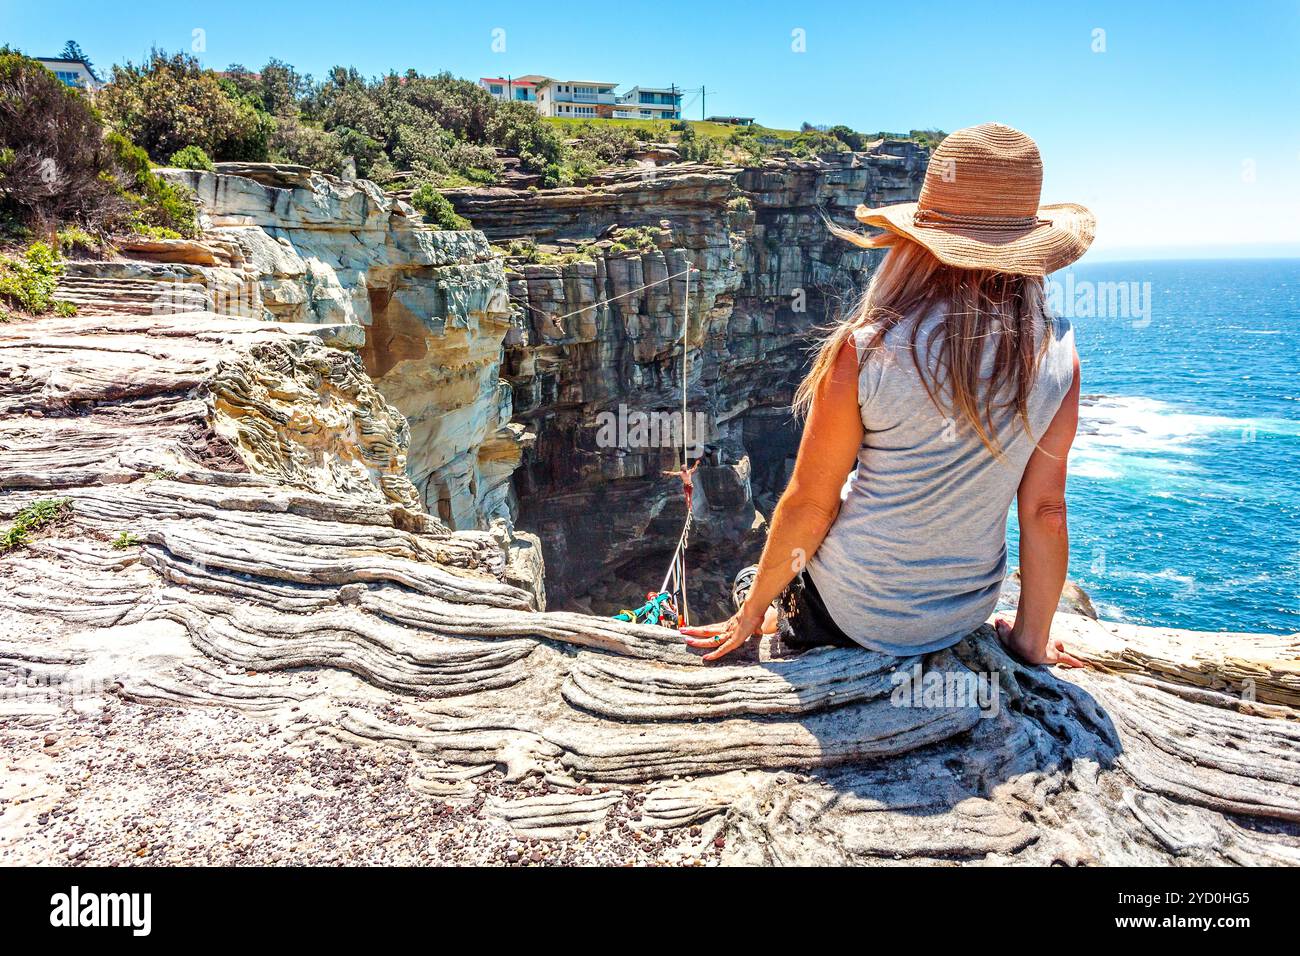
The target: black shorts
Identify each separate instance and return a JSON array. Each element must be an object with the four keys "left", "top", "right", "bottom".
[{"left": 776, "top": 571, "right": 861, "bottom": 650}]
